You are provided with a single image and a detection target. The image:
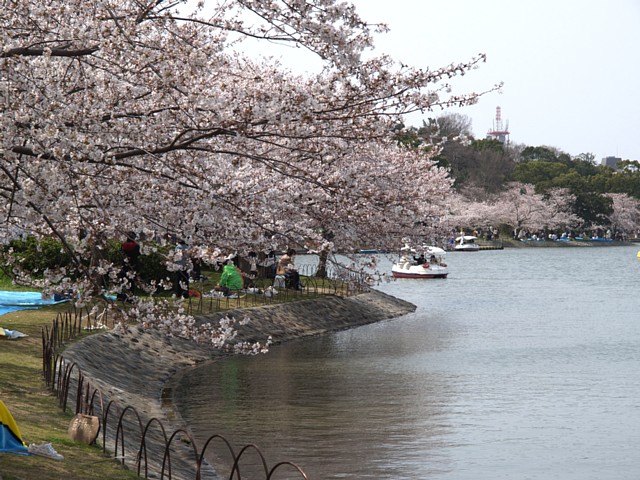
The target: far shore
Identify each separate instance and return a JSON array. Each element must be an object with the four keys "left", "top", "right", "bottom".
[{"left": 479, "top": 238, "right": 637, "bottom": 248}]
